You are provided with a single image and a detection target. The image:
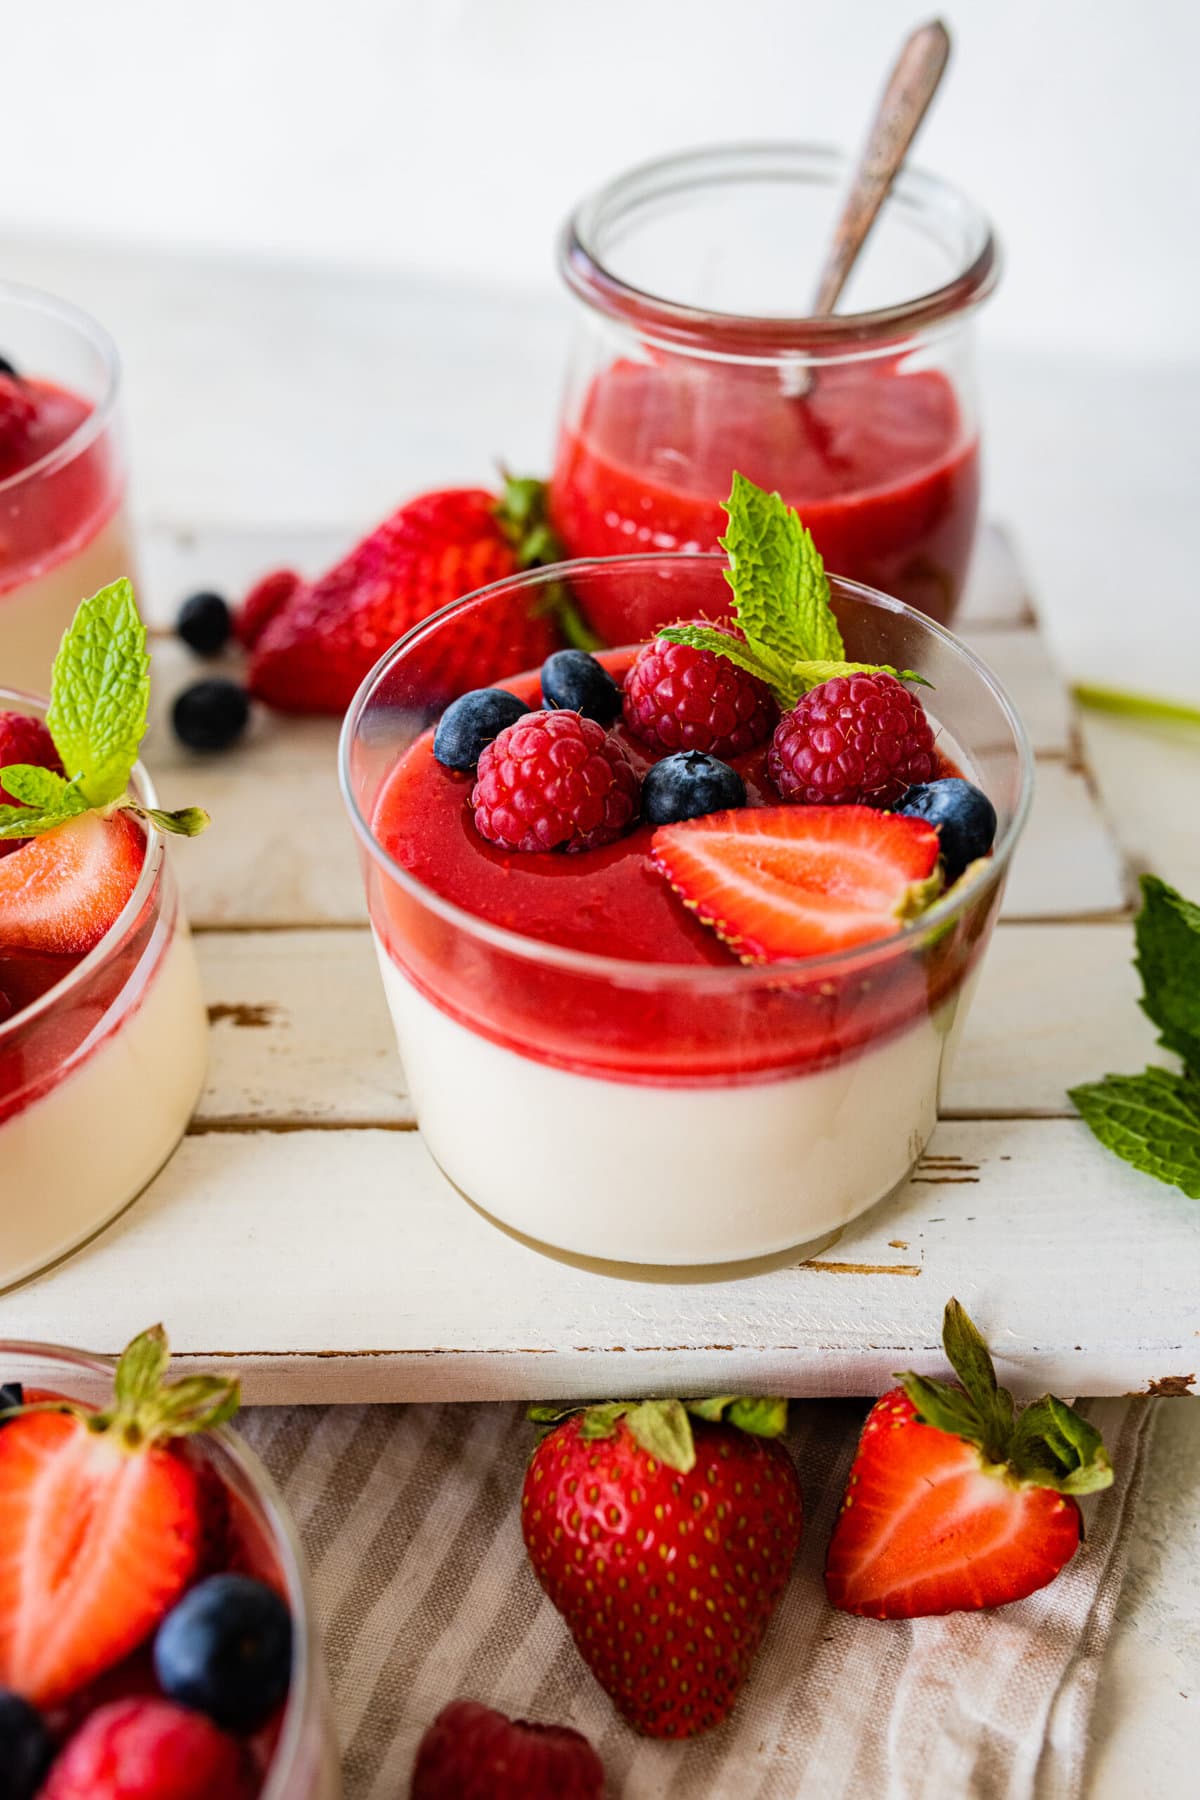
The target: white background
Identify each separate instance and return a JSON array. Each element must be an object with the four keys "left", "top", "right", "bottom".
[{"left": 2, "top": 0, "right": 1198, "bottom": 692}]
